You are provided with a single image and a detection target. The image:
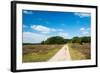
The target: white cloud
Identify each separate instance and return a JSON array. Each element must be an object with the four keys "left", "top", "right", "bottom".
[
  {"left": 80, "top": 28, "right": 85, "bottom": 31},
  {"left": 31, "top": 25, "right": 51, "bottom": 33},
  {"left": 74, "top": 12, "right": 90, "bottom": 18},
  {"left": 23, "top": 31, "right": 69, "bottom": 43},
  {"left": 23, "top": 32, "right": 49, "bottom": 43},
  {"left": 31, "top": 25, "right": 64, "bottom": 34},
  {"left": 59, "top": 32, "right": 68, "bottom": 38},
  {"left": 23, "top": 10, "right": 33, "bottom": 14},
  {"left": 80, "top": 27, "right": 90, "bottom": 35},
  {"left": 82, "top": 31, "right": 89, "bottom": 35}
]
